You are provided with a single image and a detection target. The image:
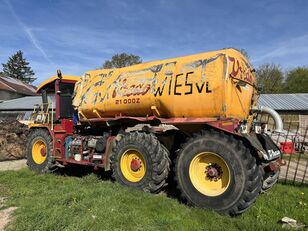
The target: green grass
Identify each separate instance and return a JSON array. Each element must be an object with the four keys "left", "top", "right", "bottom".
[
  {"left": 0, "top": 169, "right": 307, "bottom": 231},
  {"left": 282, "top": 153, "right": 308, "bottom": 161}
]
